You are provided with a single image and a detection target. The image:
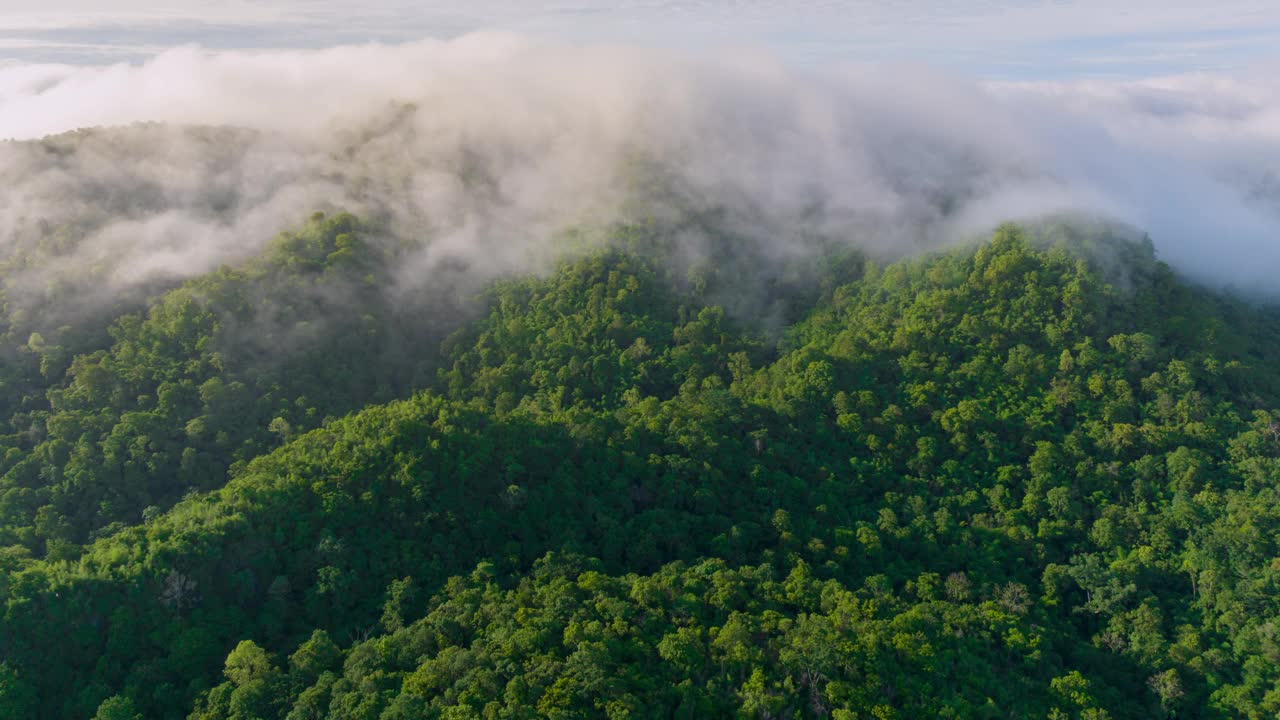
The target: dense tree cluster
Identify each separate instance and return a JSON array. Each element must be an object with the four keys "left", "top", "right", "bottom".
[
  {"left": 0, "top": 212, "right": 452, "bottom": 555},
  {"left": 2, "top": 214, "right": 1280, "bottom": 719}
]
